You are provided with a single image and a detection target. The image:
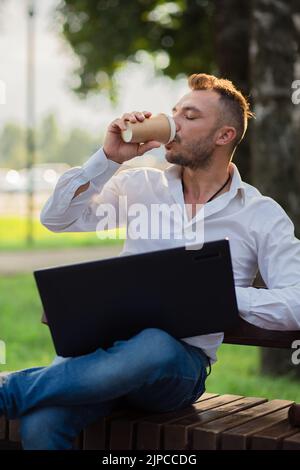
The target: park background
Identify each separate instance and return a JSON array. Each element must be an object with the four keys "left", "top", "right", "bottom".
[{"left": 0, "top": 0, "right": 299, "bottom": 401}]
